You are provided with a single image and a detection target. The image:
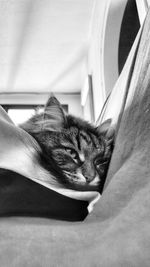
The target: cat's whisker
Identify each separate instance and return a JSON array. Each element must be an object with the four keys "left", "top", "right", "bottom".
[
  {"left": 76, "top": 170, "right": 86, "bottom": 182},
  {"left": 63, "top": 170, "right": 77, "bottom": 177},
  {"left": 63, "top": 170, "right": 86, "bottom": 184}
]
